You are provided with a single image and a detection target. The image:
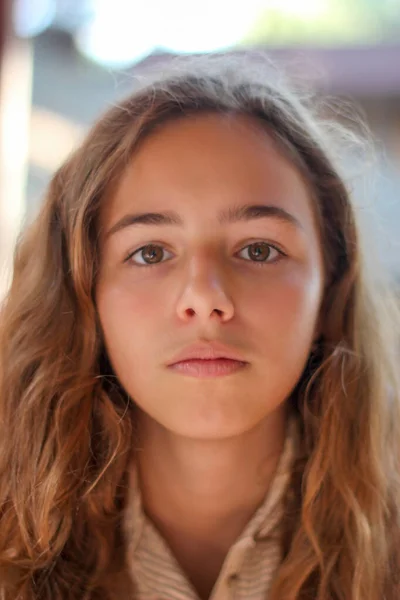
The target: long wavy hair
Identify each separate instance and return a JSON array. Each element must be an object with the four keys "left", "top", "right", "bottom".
[{"left": 1, "top": 51, "right": 400, "bottom": 599}]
